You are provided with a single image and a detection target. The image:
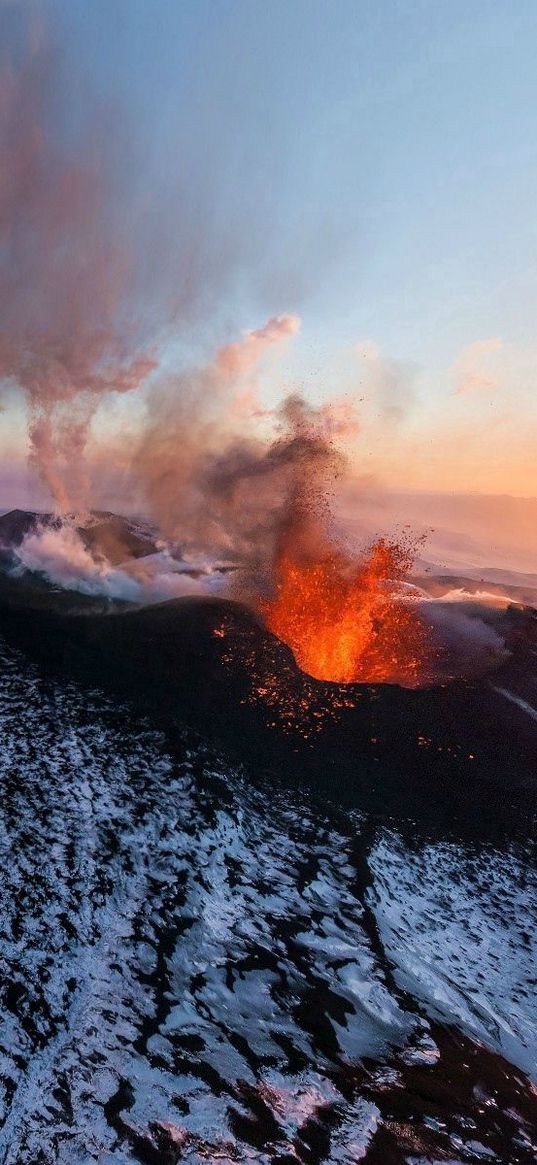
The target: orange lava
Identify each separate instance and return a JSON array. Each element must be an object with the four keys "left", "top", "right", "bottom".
[{"left": 262, "top": 538, "right": 430, "bottom": 686}]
